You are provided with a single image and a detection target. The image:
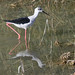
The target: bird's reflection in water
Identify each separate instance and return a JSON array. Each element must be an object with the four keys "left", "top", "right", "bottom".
[
  {"left": 9, "top": 39, "right": 21, "bottom": 55},
  {"left": 10, "top": 49, "right": 45, "bottom": 74}
]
